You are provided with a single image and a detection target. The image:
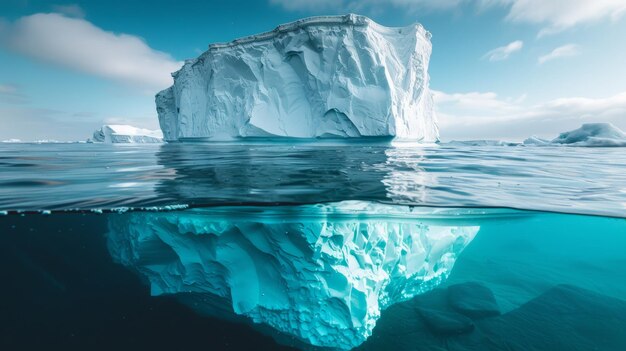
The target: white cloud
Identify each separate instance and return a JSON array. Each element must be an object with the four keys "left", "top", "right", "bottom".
[
  {"left": 51, "top": 4, "right": 85, "bottom": 18},
  {"left": 435, "top": 89, "right": 626, "bottom": 140},
  {"left": 0, "top": 13, "right": 183, "bottom": 91},
  {"left": 482, "top": 40, "right": 523, "bottom": 61},
  {"left": 538, "top": 44, "right": 581, "bottom": 64},
  {"left": 271, "top": 0, "right": 626, "bottom": 34},
  {"left": 501, "top": 0, "right": 626, "bottom": 36}
]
